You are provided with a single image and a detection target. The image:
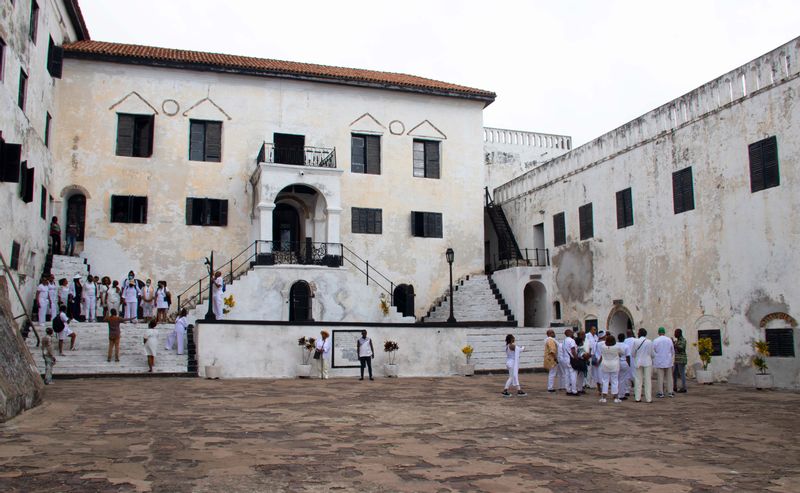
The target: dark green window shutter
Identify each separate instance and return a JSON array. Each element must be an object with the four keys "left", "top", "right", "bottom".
[
  {"left": 47, "top": 37, "right": 63, "bottom": 78},
  {"left": 116, "top": 114, "right": 135, "bottom": 157},
  {"left": 372, "top": 208, "right": 382, "bottom": 234},
  {"left": 425, "top": 141, "right": 440, "bottom": 178},
  {"left": 189, "top": 121, "right": 205, "bottom": 161},
  {"left": 579, "top": 203, "right": 593, "bottom": 240},
  {"left": 681, "top": 169, "right": 694, "bottom": 212},
  {"left": 136, "top": 116, "right": 154, "bottom": 157},
  {"left": 672, "top": 167, "right": 694, "bottom": 214},
  {"left": 365, "top": 135, "right": 381, "bottom": 175},
  {"left": 139, "top": 197, "right": 148, "bottom": 224},
  {"left": 616, "top": 190, "right": 625, "bottom": 229},
  {"left": 351, "top": 135, "right": 365, "bottom": 173},
  {"left": 185, "top": 198, "right": 193, "bottom": 225},
  {"left": 219, "top": 200, "right": 228, "bottom": 226},
  {"left": 749, "top": 141, "right": 764, "bottom": 192},
  {"left": 412, "top": 141, "right": 425, "bottom": 177},
  {"left": 21, "top": 162, "right": 34, "bottom": 203},
  {"left": 1, "top": 142, "right": 22, "bottom": 182},
  {"left": 553, "top": 212, "right": 566, "bottom": 246},
  {"left": 205, "top": 122, "right": 222, "bottom": 162},
  {"left": 762, "top": 137, "right": 779, "bottom": 188},
  {"left": 10, "top": 241, "right": 20, "bottom": 270}
]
